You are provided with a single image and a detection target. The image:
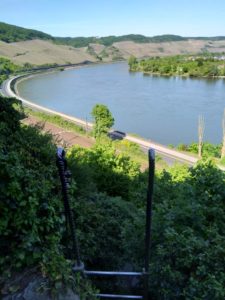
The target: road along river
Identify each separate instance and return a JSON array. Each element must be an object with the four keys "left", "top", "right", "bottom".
[
  {"left": 1, "top": 75, "right": 199, "bottom": 166},
  {"left": 16, "top": 62, "right": 225, "bottom": 146},
  {"left": 2, "top": 62, "right": 225, "bottom": 169}
]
